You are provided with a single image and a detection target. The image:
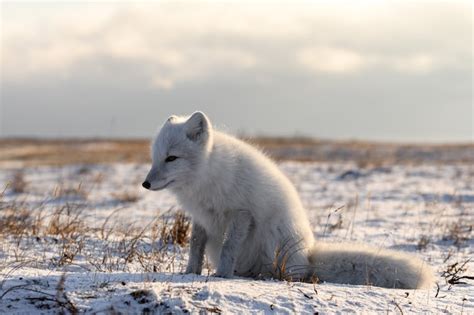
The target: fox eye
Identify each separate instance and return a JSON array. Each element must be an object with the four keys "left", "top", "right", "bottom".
[{"left": 165, "top": 156, "right": 178, "bottom": 162}]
